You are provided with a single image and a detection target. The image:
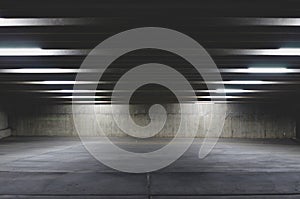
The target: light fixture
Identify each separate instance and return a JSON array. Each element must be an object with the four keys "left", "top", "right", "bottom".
[
  {"left": 228, "top": 18, "right": 300, "bottom": 26},
  {"left": 275, "top": 48, "right": 300, "bottom": 56},
  {"left": 0, "top": 48, "right": 87, "bottom": 56},
  {"left": 0, "top": 48, "right": 43, "bottom": 56},
  {"left": 222, "top": 80, "right": 276, "bottom": 85},
  {"left": 0, "top": 68, "right": 78, "bottom": 73},
  {"left": 198, "top": 96, "right": 242, "bottom": 99},
  {"left": 42, "top": 90, "right": 113, "bottom": 93},
  {"left": 0, "top": 68, "right": 99, "bottom": 73},
  {"left": 214, "top": 48, "right": 300, "bottom": 56},
  {"left": 67, "top": 101, "right": 111, "bottom": 104},
  {"left": 52, "top": 96, "right": 109, "bottom": 99},
  {"left": 222, "top": 67, "right": 297, "bottom": 73},
  {"left": 25, "top": 81, "right": 99, "bottom": 85},
  {"left": 214, "top": 89, "right": 253, "bottom": 93},
  {"left": 0, "top": 18, "right": 87, "bottom": 26},
  {"left": 247, "top": 67, "right": 295, "bottom": 73}
]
